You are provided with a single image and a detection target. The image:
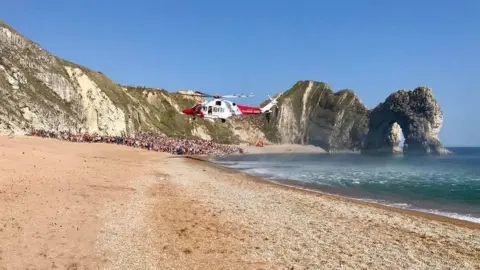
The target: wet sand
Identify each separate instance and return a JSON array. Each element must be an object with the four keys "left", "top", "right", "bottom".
[{"left": 1, "top": 136, "right": 479, "bottom": 269}]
